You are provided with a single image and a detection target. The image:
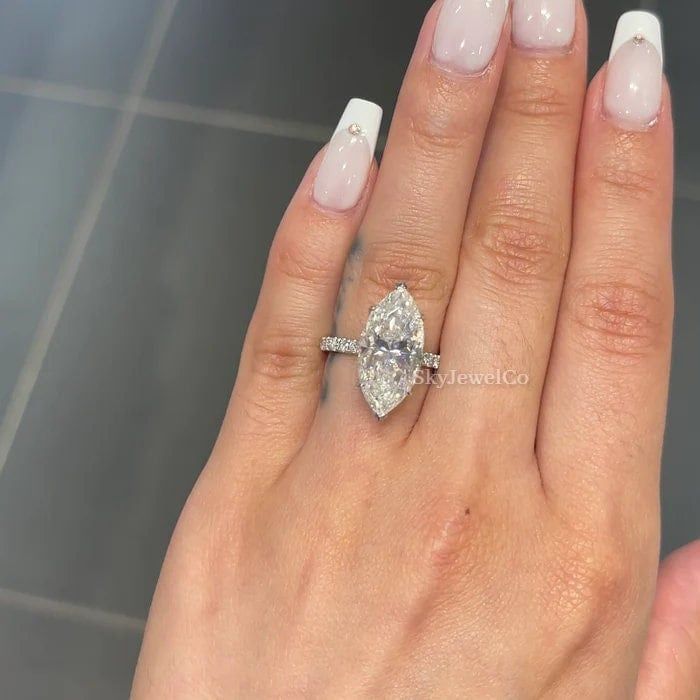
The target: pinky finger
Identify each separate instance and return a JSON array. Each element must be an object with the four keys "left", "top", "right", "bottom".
[
  {"left": 213, "top": 99, "right": 382, "bottom": 482},
  {"left": 636, "top": 541, "right": 700, "bottom": 699},
  {"left": 537, "top": 12, "right": 674, "bottom": 517}
]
